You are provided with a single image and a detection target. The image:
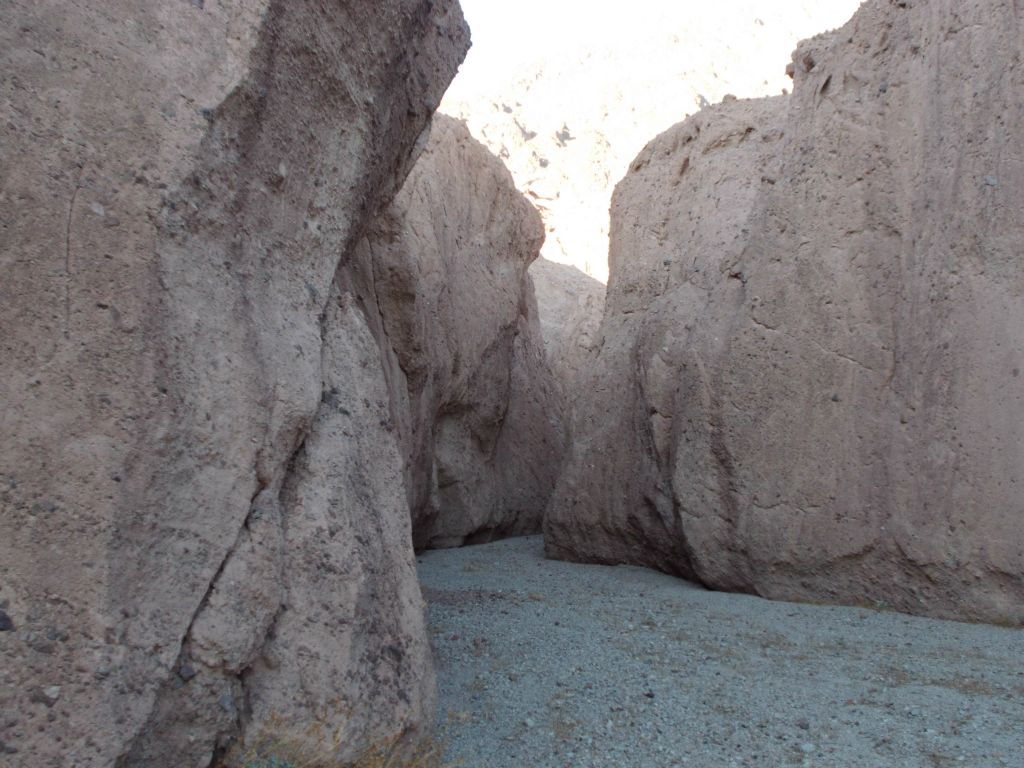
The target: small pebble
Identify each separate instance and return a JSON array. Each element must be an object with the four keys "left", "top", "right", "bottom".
[
  {"left": 178, "top": 663, "right": 198, "bottom": 682},
  {"left": 218, "top": 693, "right": 235, "bottom": 715}
]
